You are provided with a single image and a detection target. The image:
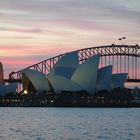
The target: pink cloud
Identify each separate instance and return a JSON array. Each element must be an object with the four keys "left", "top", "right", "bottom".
[
  {"left": 0, "top": 45, "right": 76, "bottom": 57},
  {"left": 48, "top": 18, "right": 107, "bottom": 32},
  {"left": 0, "top": 45, "right": 77, "bottom": 77}
]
